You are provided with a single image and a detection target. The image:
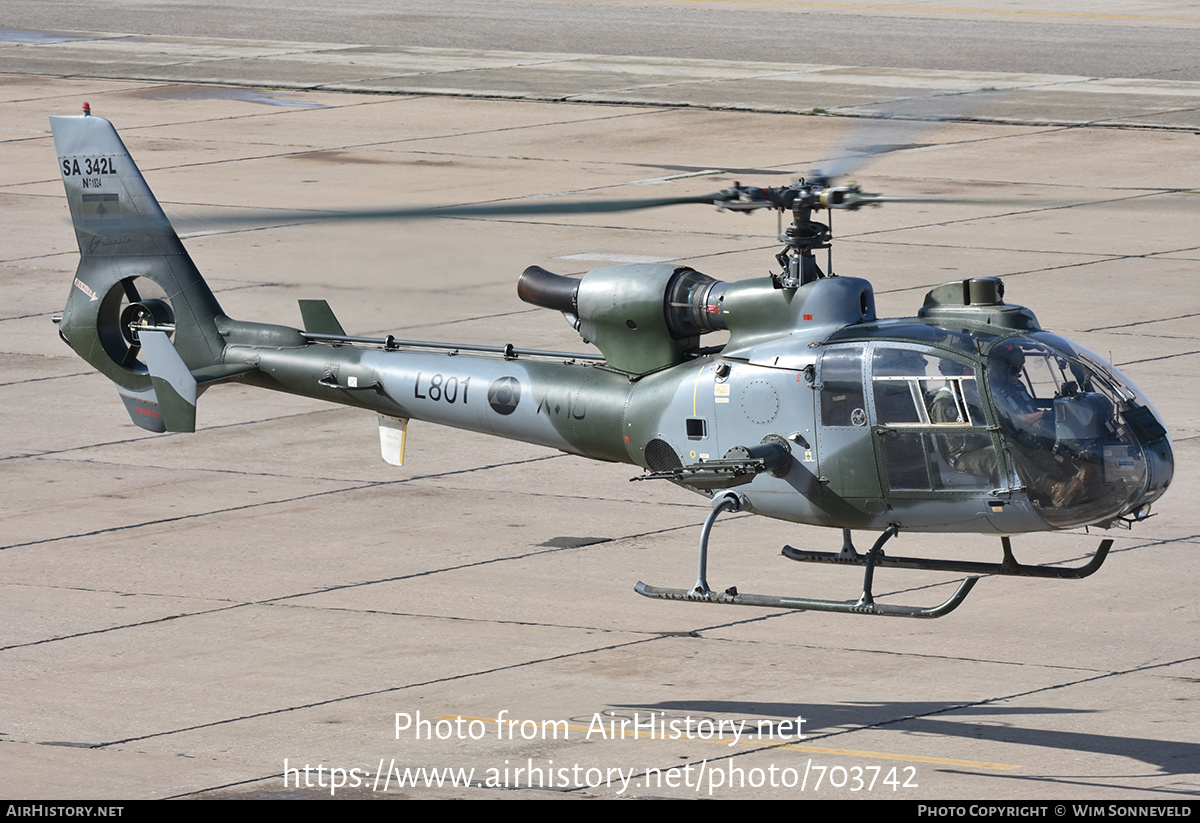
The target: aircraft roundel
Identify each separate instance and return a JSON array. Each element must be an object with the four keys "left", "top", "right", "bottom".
[{"left": 488, "top": 376, "right": 521, "bottom": 415}]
